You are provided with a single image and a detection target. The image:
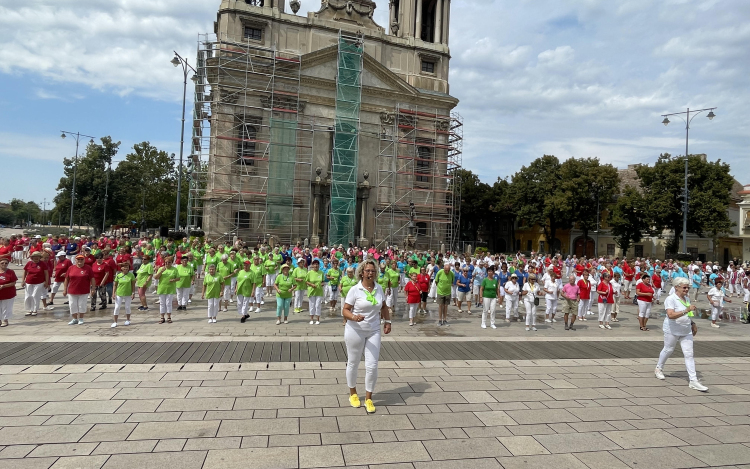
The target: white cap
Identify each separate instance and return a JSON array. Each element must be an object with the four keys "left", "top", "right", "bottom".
[{"left": 56, "top": 251, "right": 66, "bottom": 257}]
